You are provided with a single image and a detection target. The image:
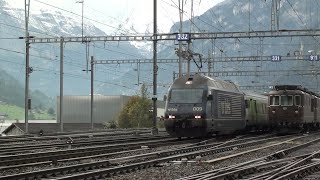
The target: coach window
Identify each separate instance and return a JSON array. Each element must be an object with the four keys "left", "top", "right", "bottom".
[
  {"left": 254, "top": 100, "right": 257, "bottom": 113},
  {"left": 245, "top": 99, "right": 249, "bottom": 108},
  {"left": 281, "top": 95, "right": 293, "bottom": 106},
  {"left": 295, "top": 95, "right": 301, "bottom": 106},
  {"left": 270, "top": 95, "right": 280, "bottom": 105},
  {"left": 311, "top": 99, "right": 315, "bottom": 112}
]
